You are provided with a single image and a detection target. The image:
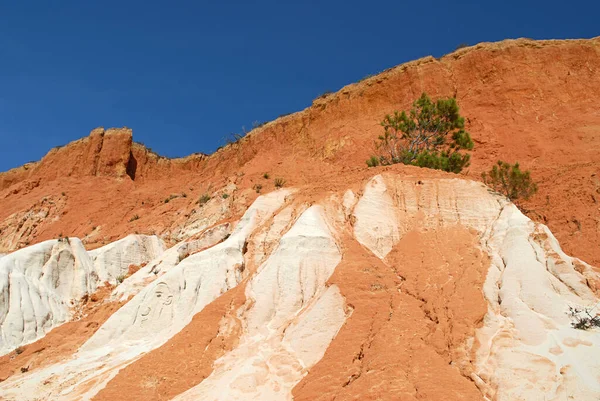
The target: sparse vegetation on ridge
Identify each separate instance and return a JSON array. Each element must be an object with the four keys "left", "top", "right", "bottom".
[
  {"left": 274, "top": 178, "right": 285, "bottom": 188},
  {"left": 367, "top": 92, "right": 473, "bottom": 173},
  {"left": 482, "top": 161, "right": 538, "bottom": 201},
  {"left": 198, "top": 193, "right": 211, "bottom": 205},
  {"left": 366, "top": 156, "right": 380, "bottom": 168}
]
